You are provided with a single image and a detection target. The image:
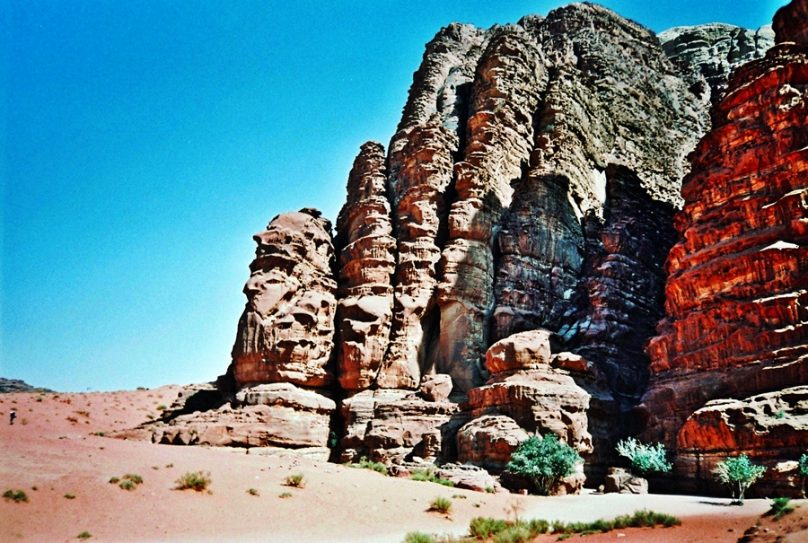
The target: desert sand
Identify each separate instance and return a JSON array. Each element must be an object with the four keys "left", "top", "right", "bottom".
[{"left": 1, "top": 387, "right": 804, "bottom": 543}]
